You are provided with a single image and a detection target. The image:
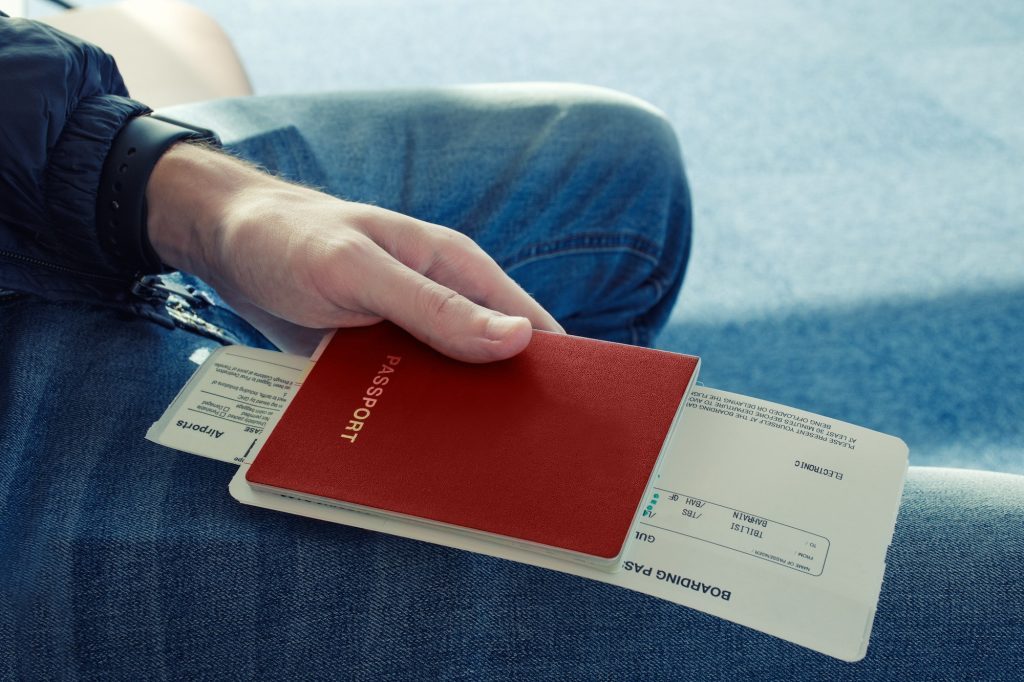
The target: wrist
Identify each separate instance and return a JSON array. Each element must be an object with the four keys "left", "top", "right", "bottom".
[
  {"left": 146, "top": 142, "right": 275, "bottom": 279},
  {"left": 97, "top": 115, "right": 219, "bottom": 275}
]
